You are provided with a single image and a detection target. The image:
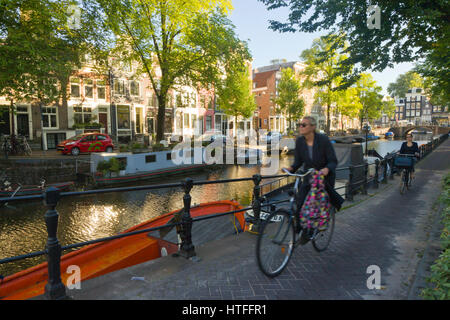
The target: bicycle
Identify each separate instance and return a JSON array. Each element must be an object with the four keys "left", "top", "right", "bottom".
[
  {"left": 394, "top": 154, "right": 416, "bottom": 195},
  {"left": 256, "top": 168, "right": 336, "bottom": 277}
]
